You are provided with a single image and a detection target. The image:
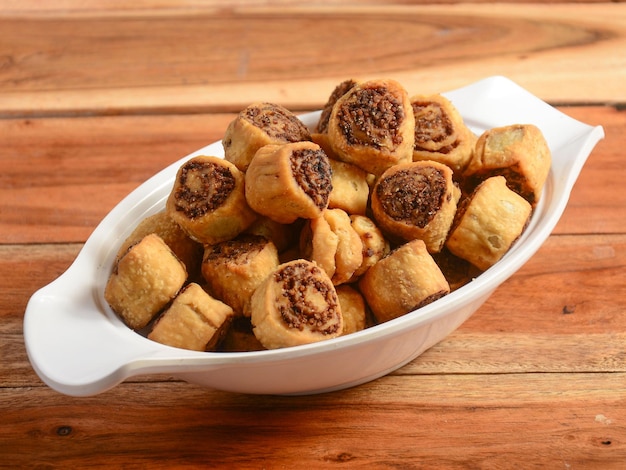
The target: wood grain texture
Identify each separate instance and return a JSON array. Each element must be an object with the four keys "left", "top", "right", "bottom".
[
  {"left": 1, "top": 375, "right": 625, "bottom": 468},
  {"left": 1, "top": 106, "right": 623, "bottom": 244},
  {"left": 0, "top": 3, "right": 625, "bottom": 118},
  {"left": 1, "top": 1, "right": 624, "bottom": 468}
]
